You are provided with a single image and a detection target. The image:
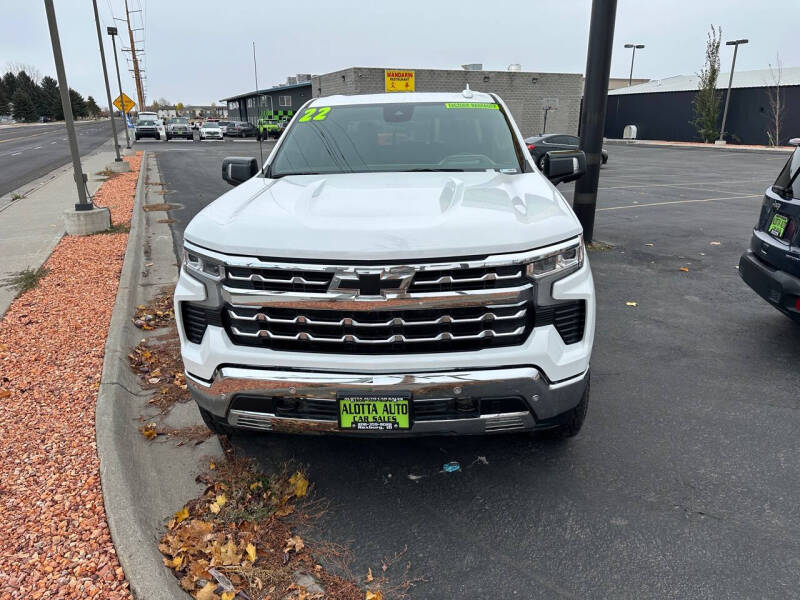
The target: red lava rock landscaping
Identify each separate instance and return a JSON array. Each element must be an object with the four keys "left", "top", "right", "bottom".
[{"left": 0, "top": 153, "right": 141, "bottom": 600}]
